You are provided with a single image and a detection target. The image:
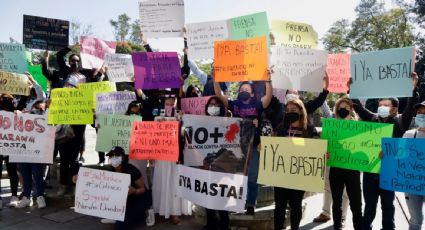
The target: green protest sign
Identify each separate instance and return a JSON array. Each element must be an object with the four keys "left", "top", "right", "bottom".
[
  {"left": 321, "top": 118, "right": 393, "bottom": 173},
  {"left": 230, "top": 12, "right": 270, "bottom": 44},
  {"left": 28, "top": 65, "right": 48, "bottom": 93}
]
